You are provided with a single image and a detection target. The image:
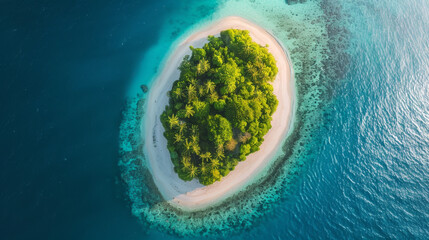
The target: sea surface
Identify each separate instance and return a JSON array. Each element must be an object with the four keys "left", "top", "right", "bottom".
[{"left": 1, "top": 0, "right": 428, "bottom": 239}]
